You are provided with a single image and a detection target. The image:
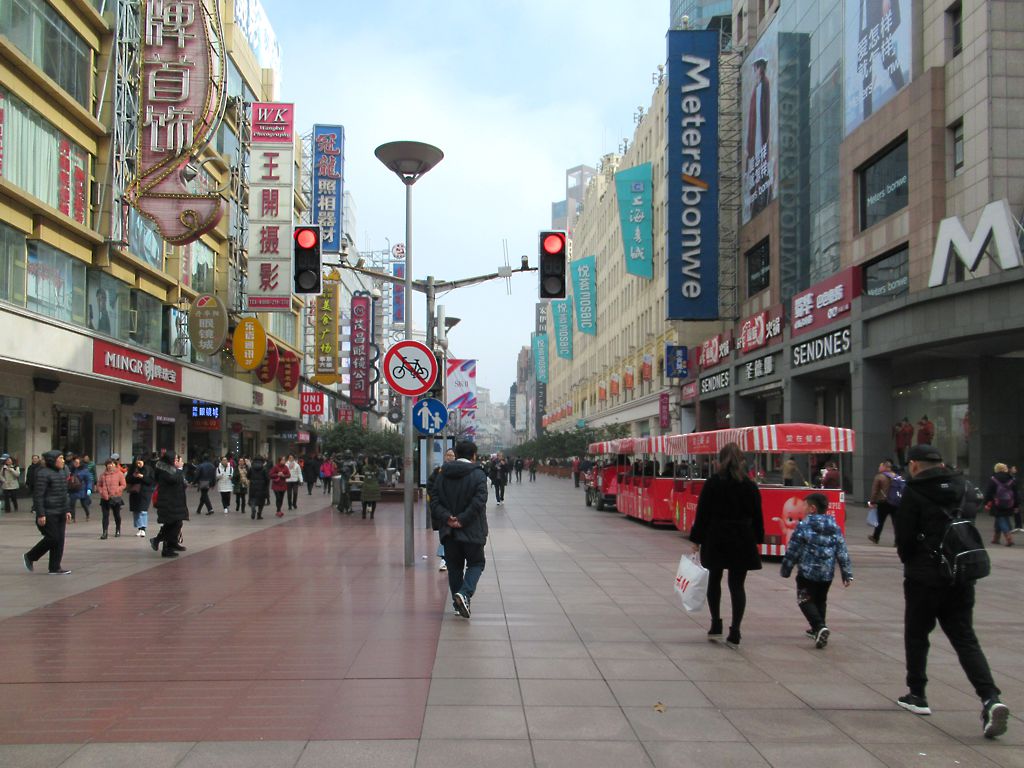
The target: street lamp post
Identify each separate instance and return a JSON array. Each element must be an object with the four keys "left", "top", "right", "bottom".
[{"left": 375, "top": 140, "right": 443, "bottom": 567}]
